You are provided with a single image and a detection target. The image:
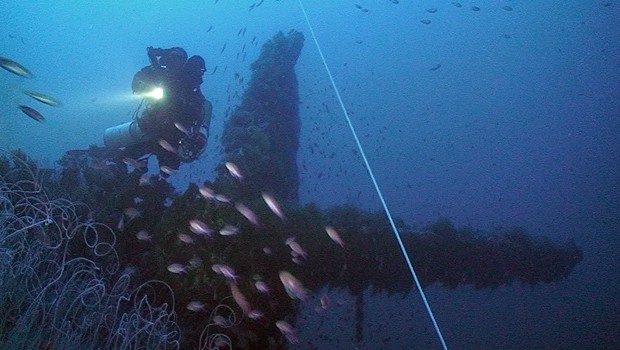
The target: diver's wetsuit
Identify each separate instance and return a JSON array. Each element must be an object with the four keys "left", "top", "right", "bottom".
[{"left": 125, "top": 47, "right": 212, "bottom": 174}]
